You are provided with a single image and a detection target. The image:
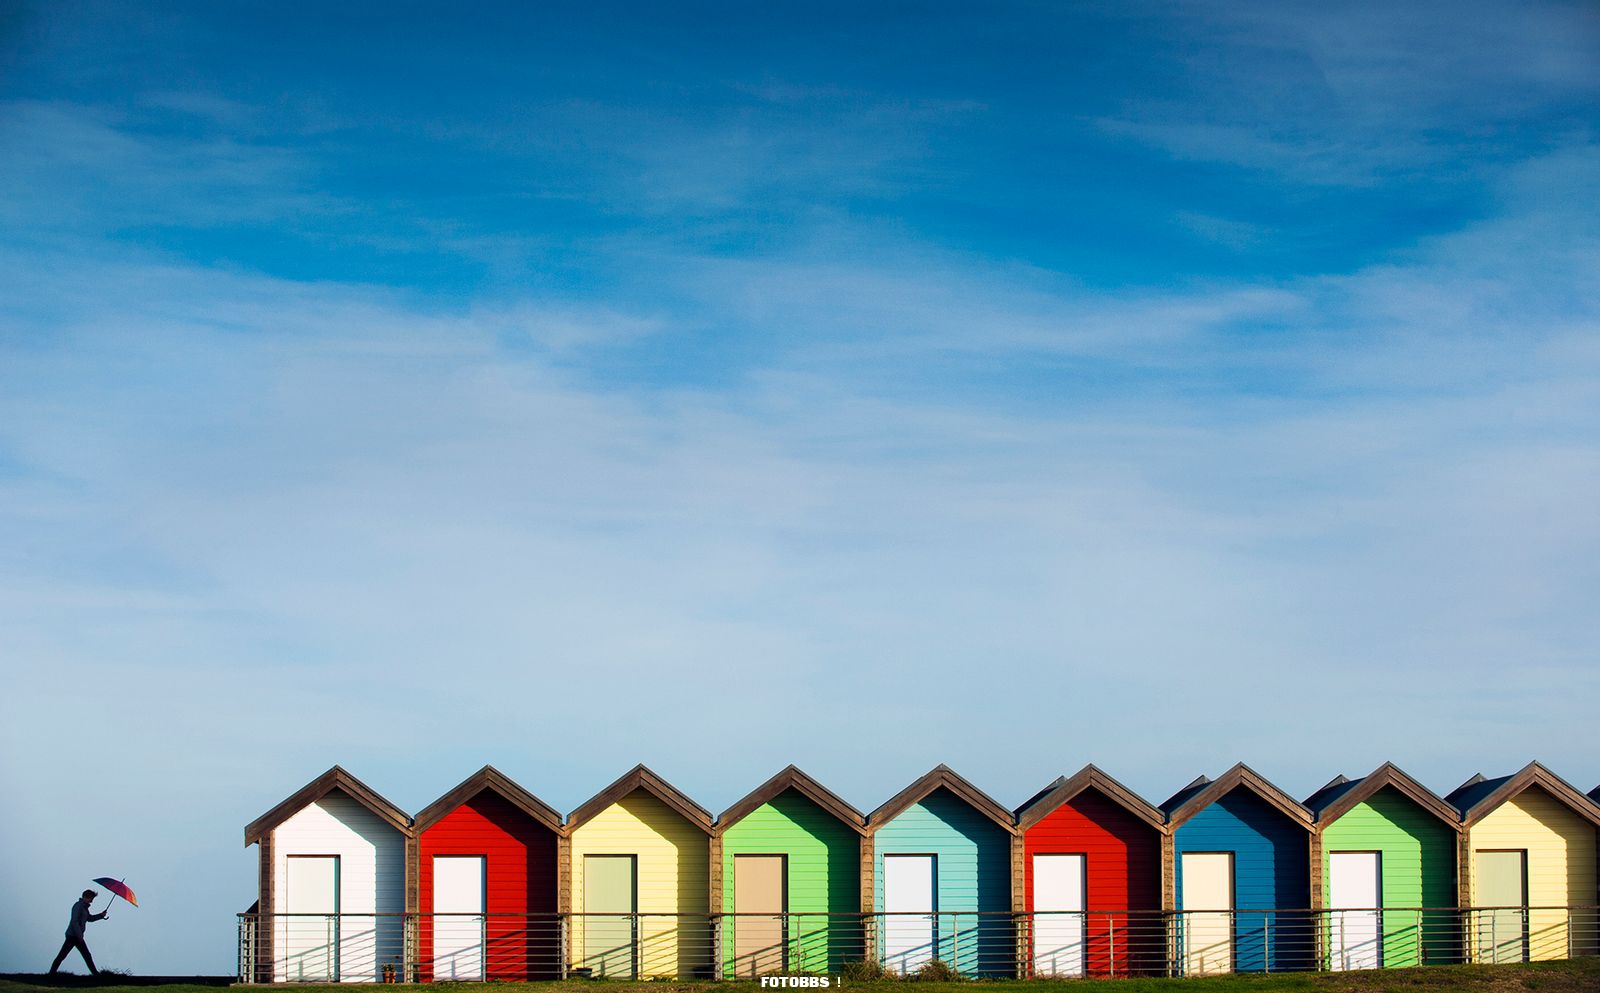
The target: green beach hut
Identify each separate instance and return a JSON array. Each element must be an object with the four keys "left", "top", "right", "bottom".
[
  {"left": 714, "top": 766, "right": 868, "bottom": 977},
  {"left": 1305, "top": 762, "right": 1461, "bottom": 970}
]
